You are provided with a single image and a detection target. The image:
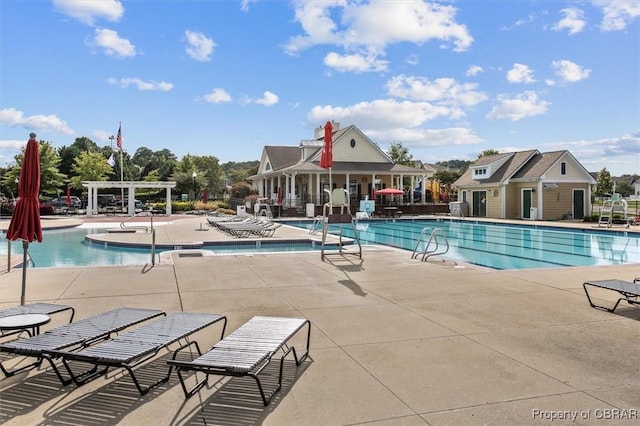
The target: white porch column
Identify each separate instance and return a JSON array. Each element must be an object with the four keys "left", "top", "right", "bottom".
[
  {"left": 92, "top": 187, "right": 98, "bottom": 217},
  {"left": 316, "top": 173, "right": 321, "bottom": 204}
]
